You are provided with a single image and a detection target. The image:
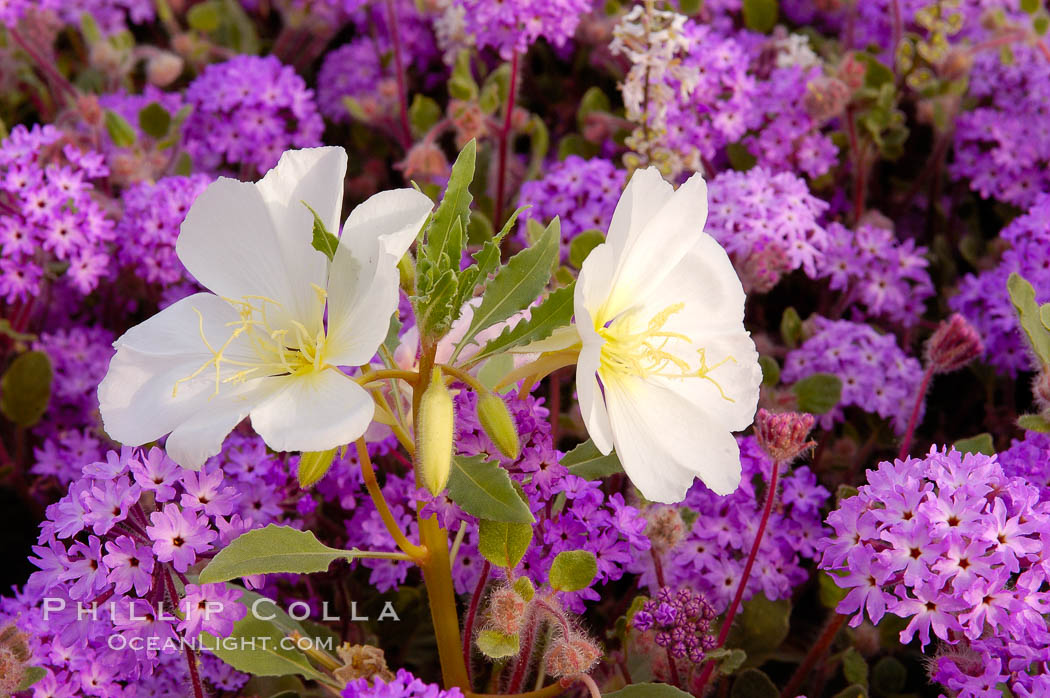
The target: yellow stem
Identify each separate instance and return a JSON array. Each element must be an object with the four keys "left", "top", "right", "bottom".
[
  {"left": 467, "top": 683, "right": 566, "bottom": 698},
  {"left": 438, "top": 363, "right": 487, "bottom": 393},
  {"left": 418, "top": 514, "right": 471, "bottom": 690},
  {"left": 356, "top": 368, "right": 419, "bottom": 387},
  {"left": 356, "top": 439, "right": 427, "bottom": 562},
  {"left": 369, "top": 388, "right": 416, "bottom": 454}
]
